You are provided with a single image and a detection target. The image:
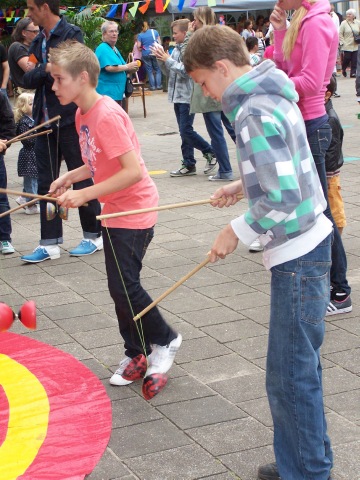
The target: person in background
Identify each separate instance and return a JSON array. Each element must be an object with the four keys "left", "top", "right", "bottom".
[
  {"left": 241, "top": 19, "right": 256, "bottom": 40},
  {"left": 95, "top": 21, "right": 139, "bottom": 112},
  {"left": 263, "top": 30, "right": 275, "bottom": 60},
  {"left": 325, "top": 76, "right": 346, "bottom": 235},
  {"left": 132, "top": 34, "right": 146, "bottom": 83},
  {"left": 0, "top": 43, "right": 10, "bottom": 98},
  {"left": 137, "top": 21, "right": 162, "bottom": 91},
  {"left": 8, "top": 18, "right": 38, "bottom": 91},
  {"left": 246, "top": 36, "right": 261, "bottom": 65},
  {"left": 13, "top": 92, "right": 39, "bottom": 214},
  {"left": 0, "top": 90, "right": 16, "bottom": 255},
  {"left": 339, "top": 8, "right": 359, "bottom": 78},
  {"left": 271, "top": 0, "right": 352, "bottom": 317}
]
